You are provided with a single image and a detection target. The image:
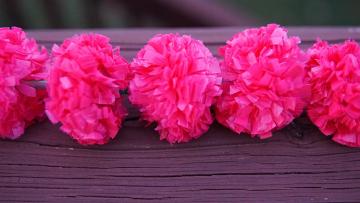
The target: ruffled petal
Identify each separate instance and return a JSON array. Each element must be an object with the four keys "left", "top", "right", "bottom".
[
  {"left": 307, "top": 40, "right": 360, "bottom": 147},
  {"left": 0, "top": 27, "right": 48, "bottom": 139},
  {"left": 46, "top": 33, "right": 130, "bottom": 145},
  {"left": 215, "top": 24, "right": 309, "bottom": 139},
  {"left": 129, "top": 34, "right": 222, "bottom": 143}
]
